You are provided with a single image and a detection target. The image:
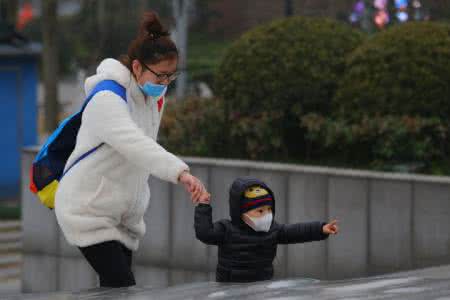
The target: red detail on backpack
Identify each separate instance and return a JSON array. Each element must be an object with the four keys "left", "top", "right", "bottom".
[
  {"left": 29, "top": 167, "right": 38, "bottom": 194},
  {"left": 157, "top": 97, "right": 164, "bottom": 112}
]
